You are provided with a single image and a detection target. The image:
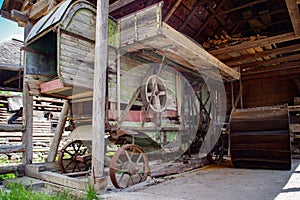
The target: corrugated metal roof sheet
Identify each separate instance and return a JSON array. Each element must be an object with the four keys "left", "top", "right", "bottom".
[{"left": 25, "top": 0, "right": 72, "bottom": 43}]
